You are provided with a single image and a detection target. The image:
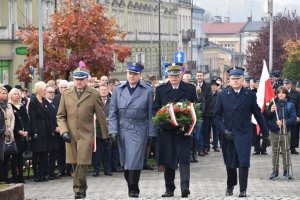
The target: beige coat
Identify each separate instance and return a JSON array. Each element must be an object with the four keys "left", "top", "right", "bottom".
[
  {"left": 57, "top": 86, "right": 108, "bottom": 165},
  {"left": 1, "top": 104, "right": 15, "bottom": 140}
]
